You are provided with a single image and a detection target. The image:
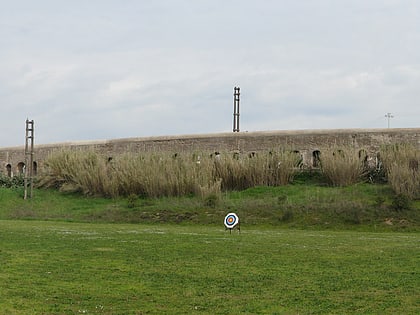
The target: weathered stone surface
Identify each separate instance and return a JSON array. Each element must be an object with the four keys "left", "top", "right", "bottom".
[{"left": 1, "top": 128, "right": 419, "bottom": 176}]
